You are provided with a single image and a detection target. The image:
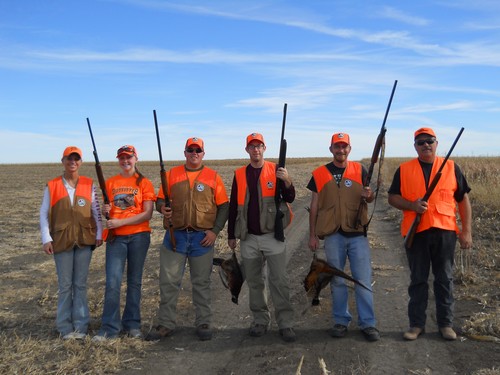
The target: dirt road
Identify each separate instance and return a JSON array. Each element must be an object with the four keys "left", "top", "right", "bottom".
[{"left": 121, "top": 195, "right": 499, "bottom": 375}]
